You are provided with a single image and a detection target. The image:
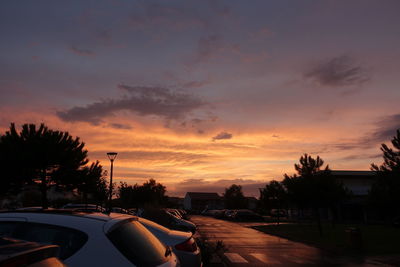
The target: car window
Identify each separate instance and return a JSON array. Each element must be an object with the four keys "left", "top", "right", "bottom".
[
  {"left": 107, "top": 220, "right": 170, "bottom": 267},
  {"left": 139, "top": 217, "right": 170, "bottom": 234},
  {"left": 0, "top": 222, "right": 88, "bottom": 260},
  {"left": 0, "top": 222, "right": 19, "bottom": 237}
]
